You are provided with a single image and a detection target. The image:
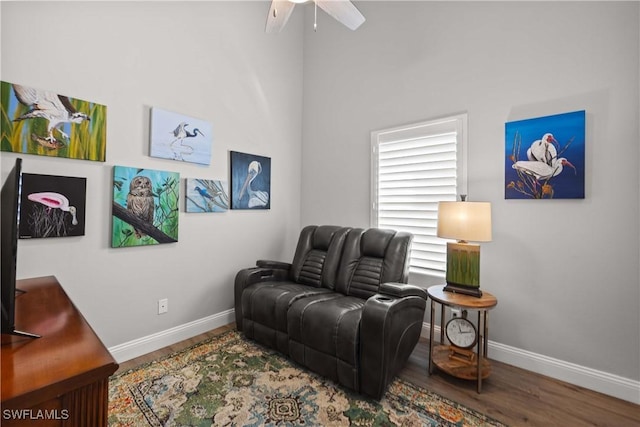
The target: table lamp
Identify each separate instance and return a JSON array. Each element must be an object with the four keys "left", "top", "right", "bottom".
[{"left": 437, "top": 196, "right": 492, "bottom": 297}]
